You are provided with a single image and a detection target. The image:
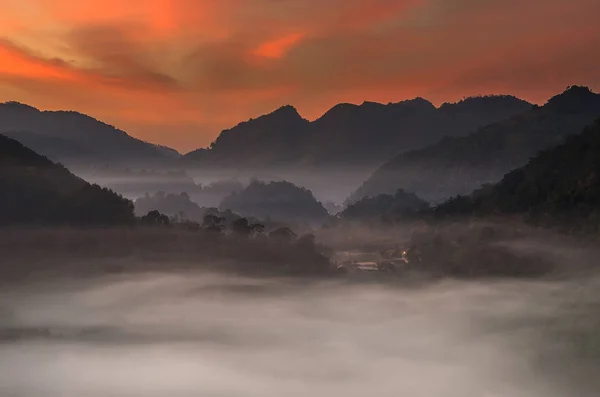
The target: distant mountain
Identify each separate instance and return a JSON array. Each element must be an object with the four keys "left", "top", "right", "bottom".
[
  {"left": 188, "top": 105, "right": 309, "bottom": 167},
  {"left": 0, "top": 102, "right": 179, "bottom": 166},
  {"left": 134, "top": 191, "right": 207, "bottom": 221},
  {"left": 350, "top": 86, "right": 600, "bottom": 203},
  {"left": 0, "top": 134, "right": 134, "bottom": 225},
  {"left": 434, "top": 118, "right": 600, "bottom": 230},
  {"left": 185, "top": 95, "right": 531, "bottom": 169},
  {"left": 340, "top": 189, "right": 429, "bottom": 220},
  {"left": 219, "top": 180, "right": 329, "bottom": 223}
]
